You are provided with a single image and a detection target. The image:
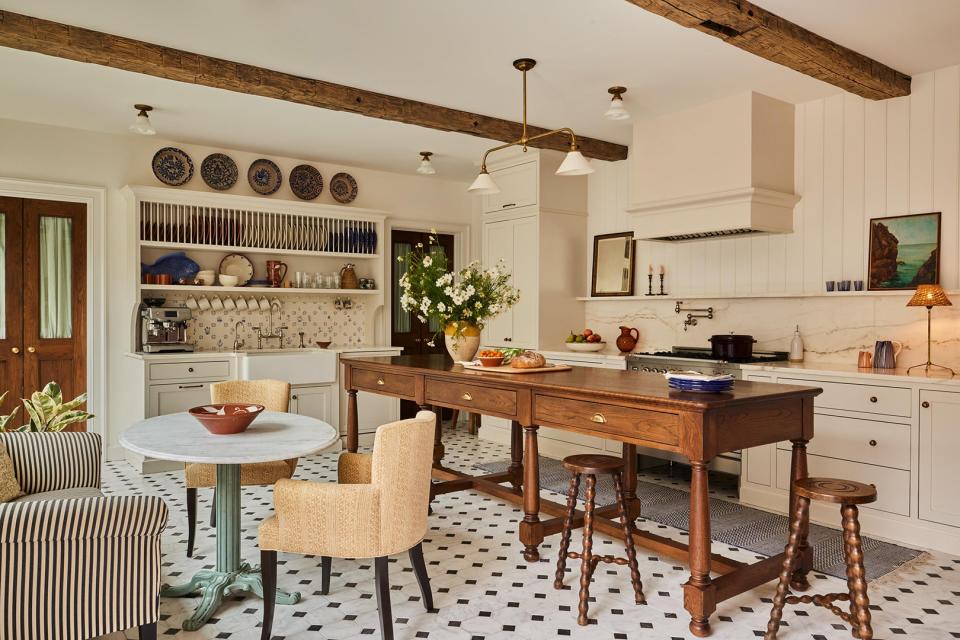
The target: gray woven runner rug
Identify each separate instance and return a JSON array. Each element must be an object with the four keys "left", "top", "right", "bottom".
[{"left": 476, "top": 457, "right": 923, "bottom": 581}]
